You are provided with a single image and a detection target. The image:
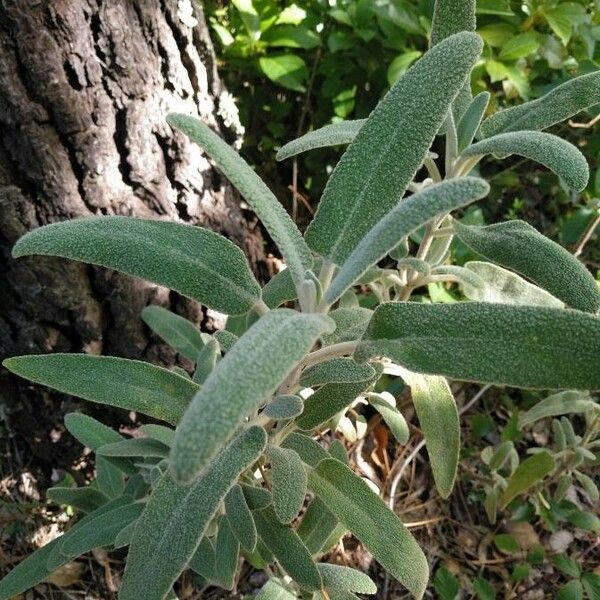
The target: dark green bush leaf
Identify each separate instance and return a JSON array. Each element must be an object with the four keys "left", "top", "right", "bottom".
[
  {"left": 557, "top": 580, "right": 584, "bottom": 600},
  {"left": 267, "top": 446, "right": 307, "bottom": 524},
  {"left": 308, "top": 459, "right": 428, "bottom": 599},
  {"left": 356, "top": 303, "right": 600, "bottom": 390},
  {"left": 171, "top": 310, "right": 333, "bottom": 483},
  {"left": 4, "top": 354, "right": 198, "bottom": 425},
  {"left": 12, "top": 217, "right": 260, "bottom": 315},
  {"left": 463, "top": 132, "right": 589, "bottom": 191},
  {"left": 501, "top": 452, "right": 555, "bottom": 507},
  {"left": 119, "top": 425, "right": 266, "bottom": 600},
  {"left": 47, "top": 487, "right": 107, "bottom": 513},
  {"left": 306, "top": 32, "right": 483, "bottom": 265},
  {"left": 454, "top": 220, "right": 600, "bottom": 313},
  {"left": 97, "top": 438, "right": 170, "bottom": 458},
  {"left": 433, "top": 566, "right": 459, "bottom": 600},
  {"left": 139, "top": 424, "right": 176, "bottom": 447},
  {"left": 167, "top": 114, "right": 311, "bottom": 288}
]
